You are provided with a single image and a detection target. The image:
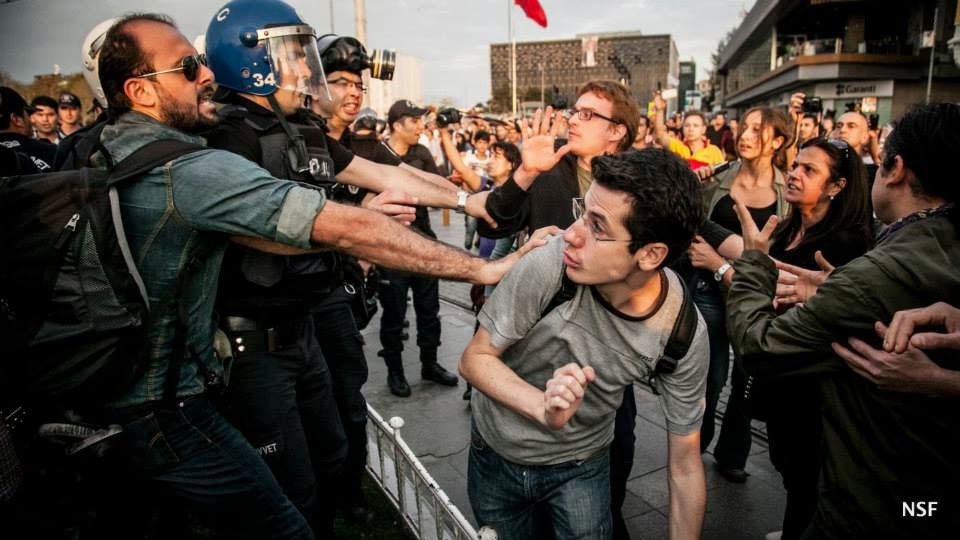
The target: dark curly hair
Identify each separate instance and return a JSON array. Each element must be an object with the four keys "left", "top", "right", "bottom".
[{"left": 591, "top": 148, "right": 704, "bottom": 266}]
